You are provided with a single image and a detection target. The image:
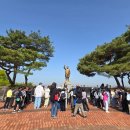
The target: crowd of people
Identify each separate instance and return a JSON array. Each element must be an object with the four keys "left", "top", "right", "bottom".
[
  {"left": 90, "top": 83, "right": 130, "bottom": 114},
  {"left": 2, "top": 82, "right": 130, "bottom": 118},
  {"left": 2, "top": 82, "right": 89, "bottom": 118},
  {"left": 3, "top": 86, "right": 35, "bottom": 112}
]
